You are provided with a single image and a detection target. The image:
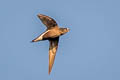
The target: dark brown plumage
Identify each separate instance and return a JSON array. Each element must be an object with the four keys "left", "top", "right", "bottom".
[{"left": 32, "top": 14, "right": 69, "bottom": 74}]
